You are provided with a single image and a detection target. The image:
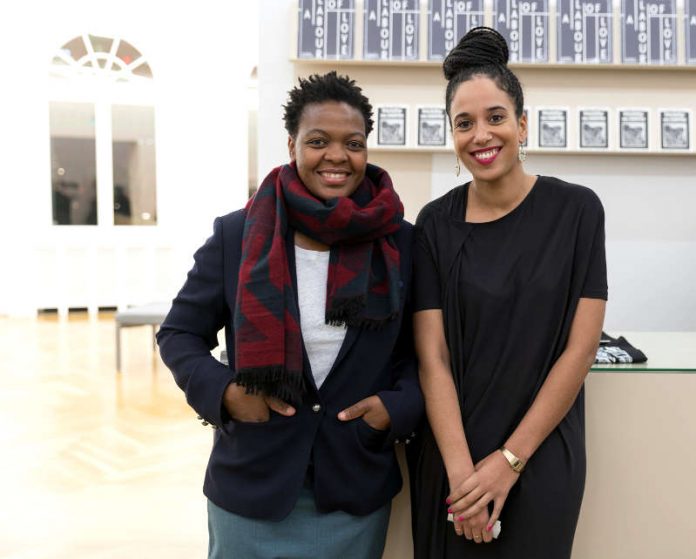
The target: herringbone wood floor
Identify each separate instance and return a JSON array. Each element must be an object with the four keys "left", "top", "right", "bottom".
[{"left": 0, "top": 314, "right": 211, "bottom": 558}]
